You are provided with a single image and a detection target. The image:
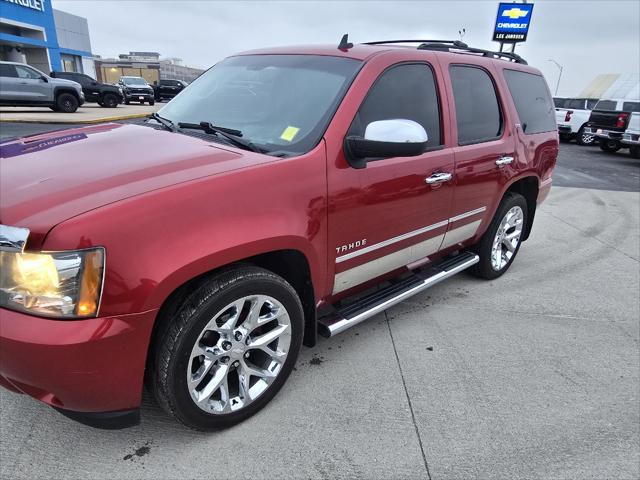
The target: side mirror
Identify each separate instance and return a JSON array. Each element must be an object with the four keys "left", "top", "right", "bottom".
[
  {"left": 91, "top": 81, "right": 98, "bottom": 86},
  {"left": 40, "top": 75, "right": 48, "bottom": 83},
  {"left": 345, "top": 119, "right": 428, "bottom": 169}
]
